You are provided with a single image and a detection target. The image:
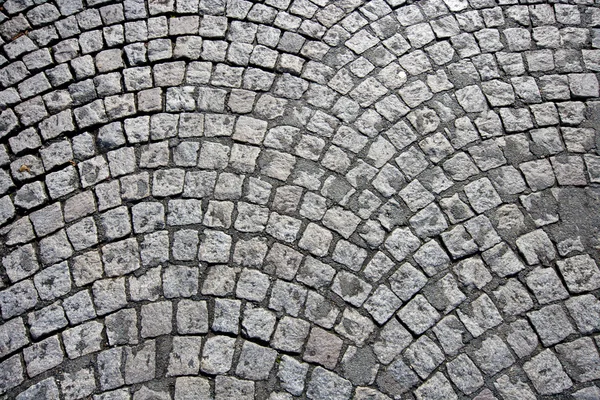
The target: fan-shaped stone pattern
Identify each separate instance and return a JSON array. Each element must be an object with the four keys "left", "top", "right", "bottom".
[{"left": 0, "top": 0, "right": 600, "bottom": 398}]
